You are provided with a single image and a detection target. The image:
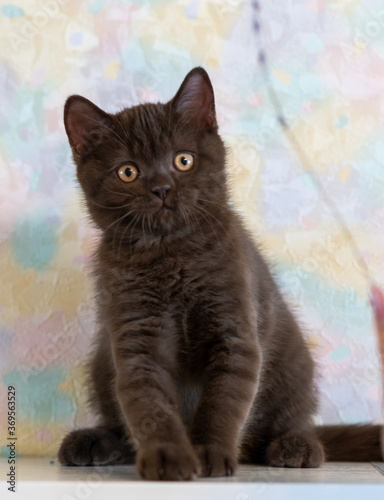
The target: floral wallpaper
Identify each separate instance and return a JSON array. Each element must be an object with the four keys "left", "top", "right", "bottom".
[{"left": 0, "top": 0, "right": 383, "bottom": 457}]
